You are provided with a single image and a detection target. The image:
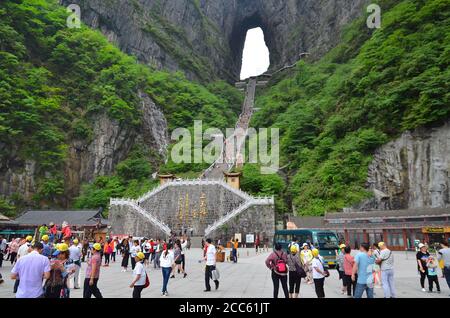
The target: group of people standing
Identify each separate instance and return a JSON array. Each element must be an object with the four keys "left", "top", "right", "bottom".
[
  {"left": 1, "top": 226, "right": 224, "bottom": 299},
  {"left": 5, "top": 234, "right": 89, "bottom": 298},
  {"left": 265, "top": 238, "right": 450, "bottom": 299},
  {"left": 334, "top": 242, "right": 397, "bottom": 298},
  {"left": 265, "top": 241, "right": 329, "bottom": 299},
  {"left": 416, "top": 241, "right": 450, "bottom": 294}
]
